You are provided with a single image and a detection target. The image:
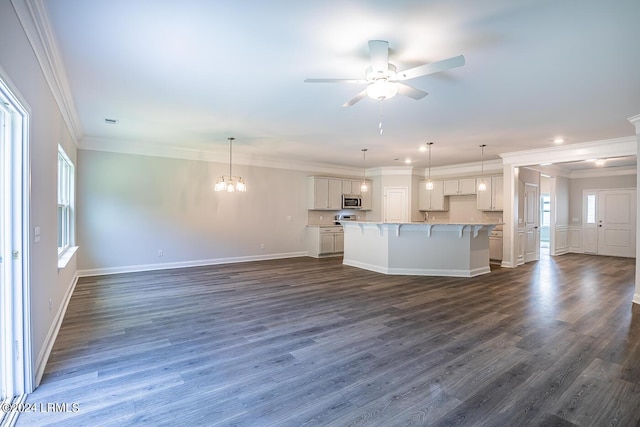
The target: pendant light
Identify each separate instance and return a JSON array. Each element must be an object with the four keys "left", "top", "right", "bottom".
[
  {"left": 478, "top": 144, "right": 487, "bottom": 192},
  {"left": 425, "top": 142, "right": 434, "bottom": 190},
  {"left": 214, "top": 137, "right": 247, "bottom": 192},
  {"left": 360, "top": 148, "right": 368, "bottom": 192}
]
